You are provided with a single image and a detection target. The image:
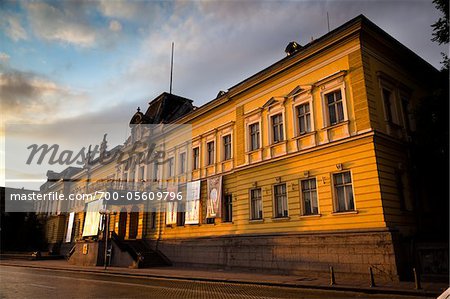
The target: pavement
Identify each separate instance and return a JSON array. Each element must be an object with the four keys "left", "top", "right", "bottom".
[{"left": 0, "top": 258, "right": 448, "bottom": 298}]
